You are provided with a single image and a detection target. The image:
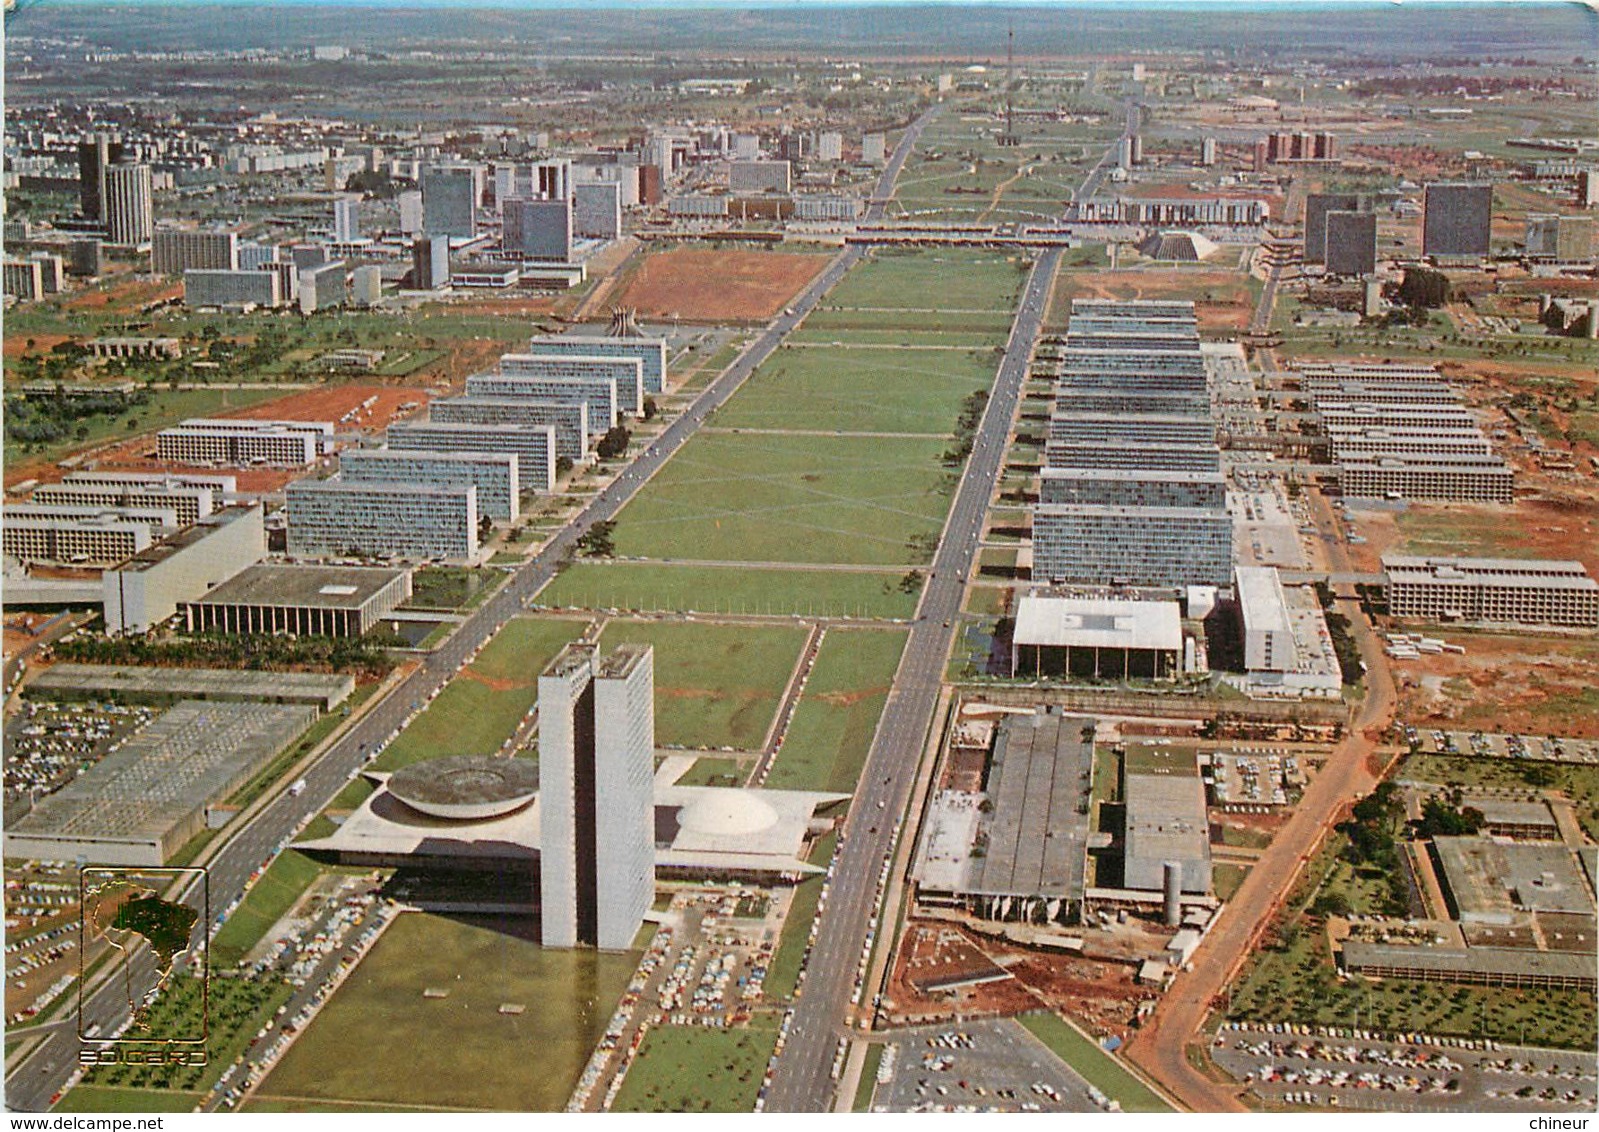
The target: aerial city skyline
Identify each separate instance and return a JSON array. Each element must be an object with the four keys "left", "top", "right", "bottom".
[{"left": 2, "top": 0, "right": 1596, "bottom": 1120}]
